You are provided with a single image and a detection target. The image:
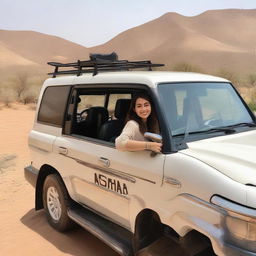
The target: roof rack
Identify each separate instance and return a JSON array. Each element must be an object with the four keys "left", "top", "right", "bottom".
[{"left": 47, "top": 52, "right": 165, "bottom": 77}]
